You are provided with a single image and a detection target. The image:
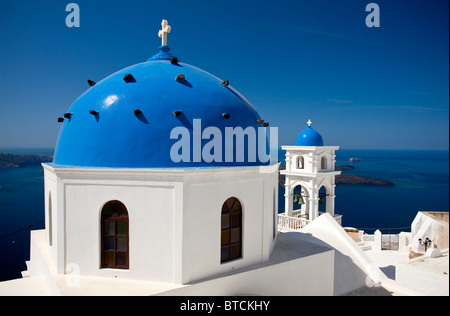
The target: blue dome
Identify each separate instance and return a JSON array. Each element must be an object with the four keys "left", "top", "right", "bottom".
[
  {"left": 52, "top": 46, "right": 268, "bottom": 168},
  {"left": 295, "top": 126, "right": 324, "bottom": 146}
]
